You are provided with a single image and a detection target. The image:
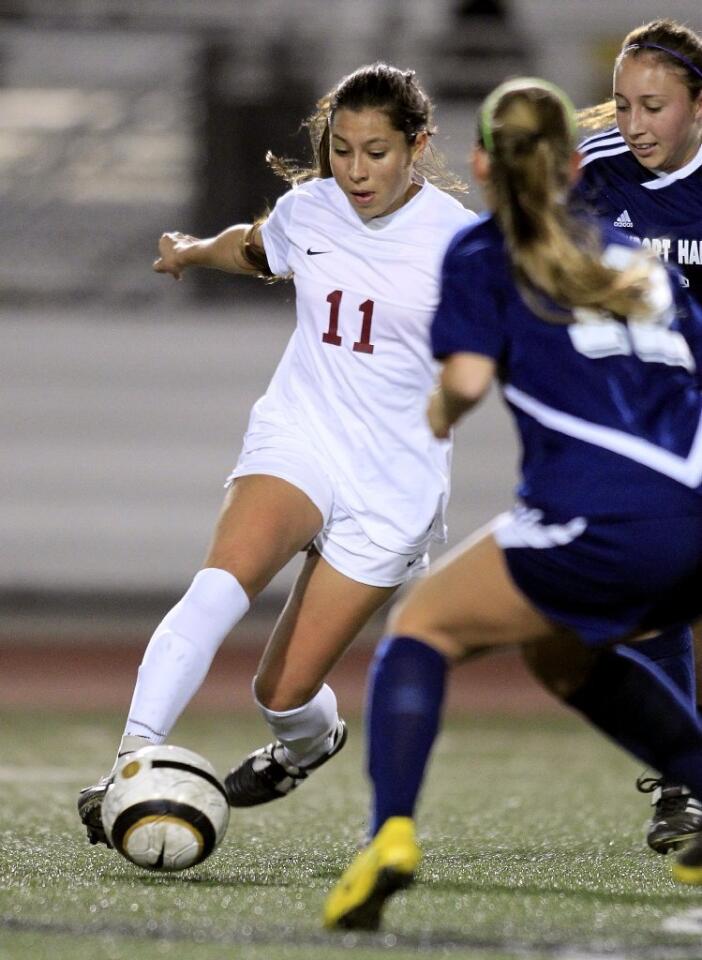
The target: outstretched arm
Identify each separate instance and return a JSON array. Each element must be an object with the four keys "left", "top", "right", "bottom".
[
  {"left": 153, "top": 223, "right": 268, "bottom": 280},
  {"left": 427, "top": 352, "right": 496, "bottom": 439}
]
